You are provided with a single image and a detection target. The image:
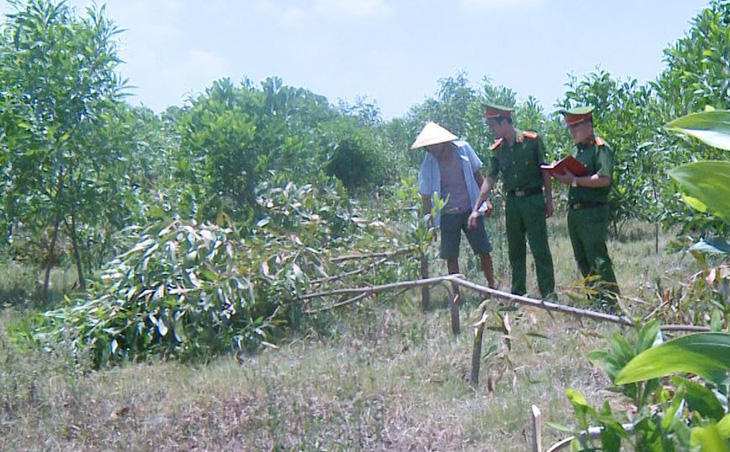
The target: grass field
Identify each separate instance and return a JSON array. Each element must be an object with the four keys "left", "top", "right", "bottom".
[{"left": 0, "top": 219, "right": 701, "bottom": 451}]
